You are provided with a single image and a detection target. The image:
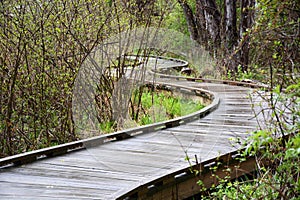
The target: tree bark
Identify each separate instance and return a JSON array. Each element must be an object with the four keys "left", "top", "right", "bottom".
[
  {"left": 177, "top": 0, "right": 199, "bottom": 41},
  {"left": 178, "top": 0, "right": 253, "bottom": 74},
  {"left": 240, "top": 0, "right": 255, "bottom": 72},
  {"left": 195, "top": 0, "right": 208, "bottom": 45},
  {"left": 201, "top": 0, "right": 221, "bottom": 48},
  {"left": 224, "top": 0, "right": 237, "bottom": 50},
  {"left": 178, "top": 0, "right": 221, "bottom": 49},
  {"left": 224, "top": 0, "right": 238, "bottom": 72}
]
